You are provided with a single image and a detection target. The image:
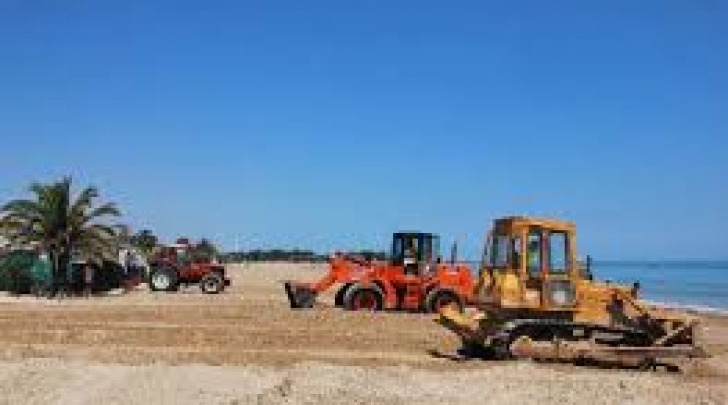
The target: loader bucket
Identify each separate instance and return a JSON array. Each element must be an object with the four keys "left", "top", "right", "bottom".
[{"left": 284, "top": 281, "right": 317, "bottom": 309}]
